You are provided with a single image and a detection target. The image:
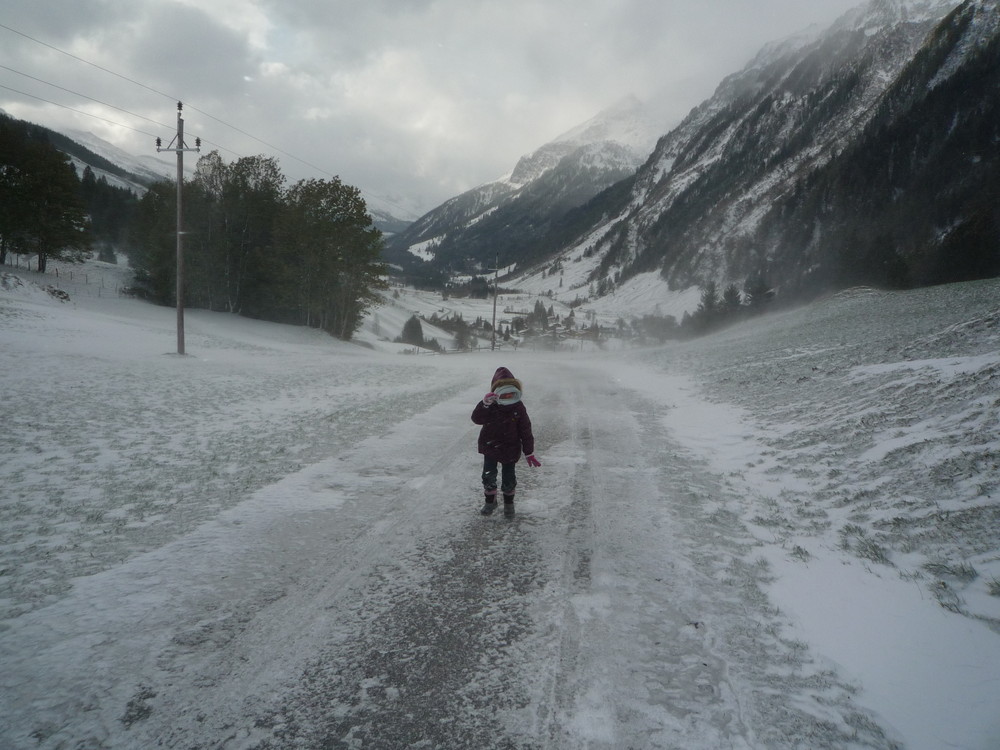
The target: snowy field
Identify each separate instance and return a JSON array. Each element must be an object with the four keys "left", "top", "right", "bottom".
[{"left": 1, "top": 261, "right": 999, "bottom": 749}]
